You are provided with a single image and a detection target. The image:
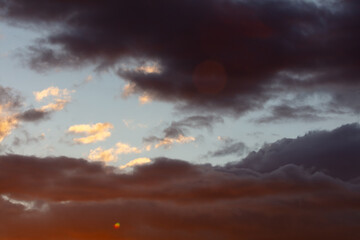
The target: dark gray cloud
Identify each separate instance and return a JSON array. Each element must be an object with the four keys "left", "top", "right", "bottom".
[
  {"left": 227, "top": 123, "right": 360, "bottom": 181},
  {"left": 163, "top": 115, "right": 224, "bottom": 138},
  {"left": 1, "top": 0, "right": 360, "bottom": 115},
  {"left": 17, "top": 108, "right": 50, "bottom": 122},
  {"left": 0, "top": 85, "right": 50, "bottom": 123},
  {"left": 255, "top": 104, "right": 324, "bottom": 123},
  {"left": 144, "top": 115, "right": 223, "bottom": 146},
  {"left": 12, "top": 130, "right": 45, "bottom": 147},
  {"left": 206, "top": 141, "right": 247, "bottom": 158},
  {"left": 0, "top": 85, "right": 22, "bottom": 110}
]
